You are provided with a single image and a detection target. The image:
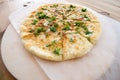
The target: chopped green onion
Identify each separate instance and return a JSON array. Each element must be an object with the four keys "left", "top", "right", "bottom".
[
  {"left": 36, "top": 12, "right": 49, "bottom": 19},
  {"left": 47, "top": 16, "right": 56, "bottom": 22},
  {"left": 83, "top": 14, "right": 90, "bottom": 21},
  {"left": 46, "top": 40, "right": 56, "bottom": 47},
  {"left": 62, "top": 22, "right": 71, "bottom": 30},
  {"left": 46, "top": 44, "right": 51, "bottom": 47},
  {"left": 54, "top": 23, "right": 58, "bottom": 27},
  {"left": 62, "top": 26, "right": 70, "bottom": 30},
  {"left": 81, "top": 25, "right": 88, "bottom": 31},
  {"left": 85, "top": 31, "right": 93, "bottom": 35},
  {"left": 51, "top": 16, "right": 56, "bottom": 21},
  {"left": 75, "top": 27, "right": 80, "bottom": 34},
  {"left": 50, "top": 27, "right": 57, "bottom": 32},
  {"left": 75, "top": 21, "right": 84, "bottom": 26},
  {"left": 51, "top": 4, "right": 58, "bottom": 8},
  {"left": 81, "top": 8, "right": 87, "bottom": 12},
  {"left": 52, "top": 40, "right": 56, "bottom": 44},
  {"left": 33, "top": 27, "right": 44, "bottom": 35},
  {"left": 66, "top": 8, "right": 71, "bottom": 12},
  {"left": 32, "top": 19, "right": 38, "bottom": 25},
  {"left": 41, "top": 7, "right": 47, "bottom": 10},
  {"left": 69, "top": 4, "right": 76, "bottom": 8},
  {"left": 53, "top": 48, "right": 61, "bottom": 55},
  {"left": 29, "top": 30, "right": 34, "bottom": 33},
  {"left": 84, "top": 14, "right": 88, "bottom": 18},
  {"left": 84, "top": 17, "right": 90, "bottom": 21}
]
